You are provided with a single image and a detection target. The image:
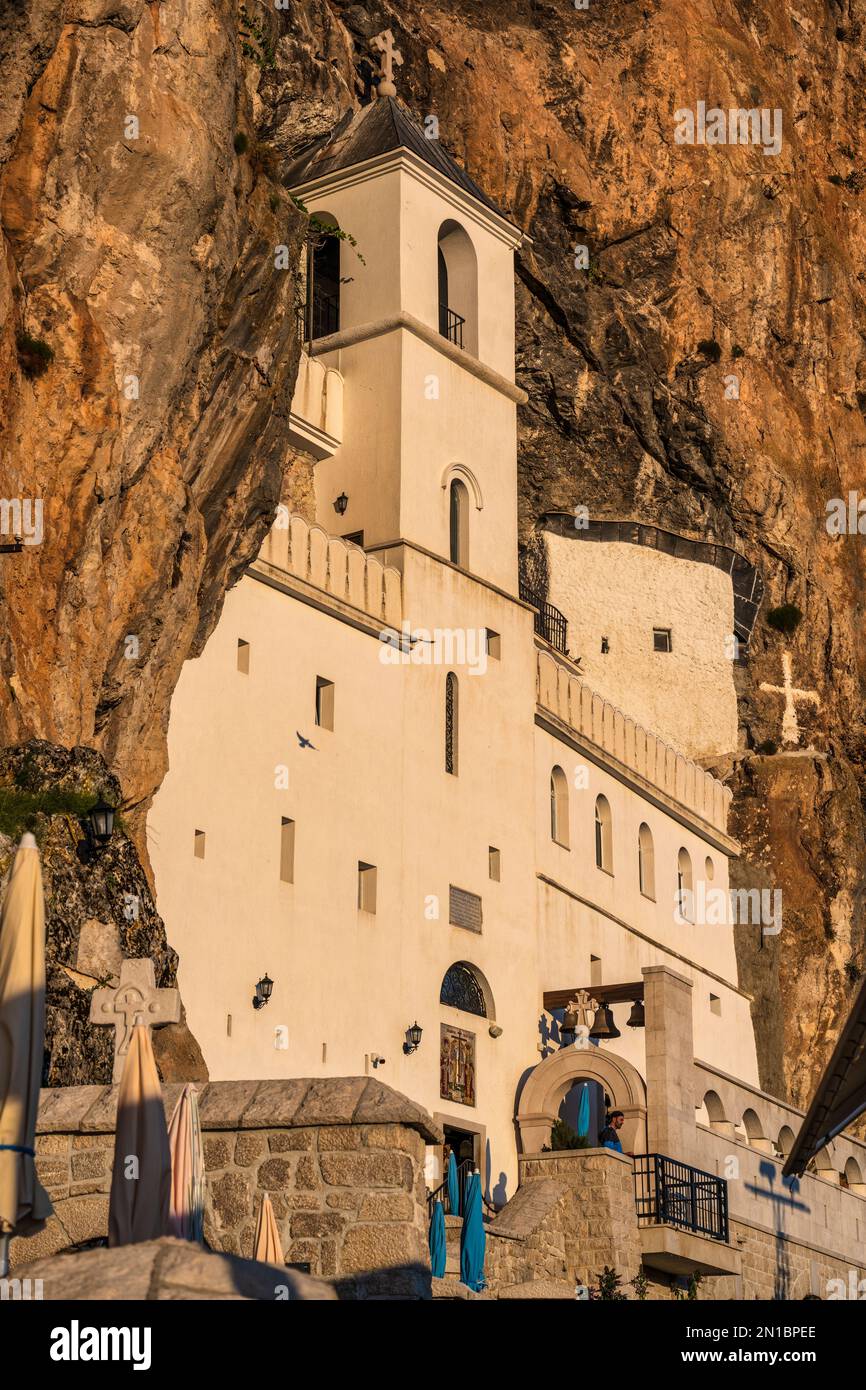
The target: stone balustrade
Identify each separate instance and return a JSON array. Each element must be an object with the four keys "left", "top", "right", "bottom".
[
  {"left": 536, "top": 649, "right": 732, "bottom": 835},
  {"left": 288, "top": 349, "right": 344, "bottom": 458},
  {"left": 258, "top": 511, "right": 403, "bottom": 630}
]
